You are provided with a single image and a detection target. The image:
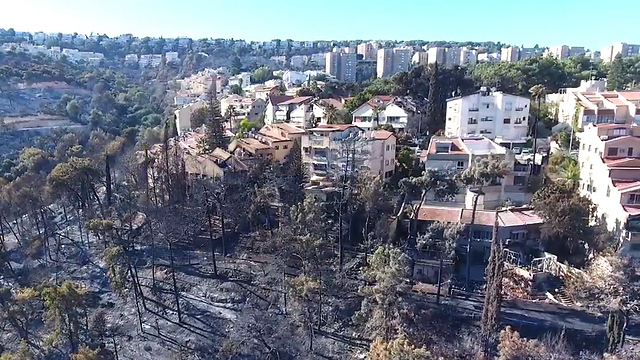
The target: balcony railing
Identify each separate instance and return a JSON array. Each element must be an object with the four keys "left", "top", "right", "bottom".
[
  {"left": 308, "top": 138, "right": 328, "bottom": 147},
  {"left": 469, "top": 108, "right": 480, "bottom": 112},
  {"left": 515, "top": 107, "right": 524, "bottom": 111}
]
